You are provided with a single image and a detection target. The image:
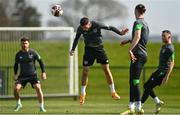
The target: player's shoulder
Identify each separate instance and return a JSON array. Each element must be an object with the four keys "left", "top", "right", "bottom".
[
  {"left": 92, "top": 21, "right": 101, "bottom": 26},
  {"left": 164, "top": 44, "right": 175, "bottom": 53},
  {"left": 29, "top": 49, "right": 38, "bottom": 54},
  {"left": 134, "top": 19, "right": 146, "bottom": 25},
  {"left": 167, "top": 44, "right": 175, "bottom": 51},
  {"left": 16, "top": 50, "right": 23, "bottom": 56}
]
